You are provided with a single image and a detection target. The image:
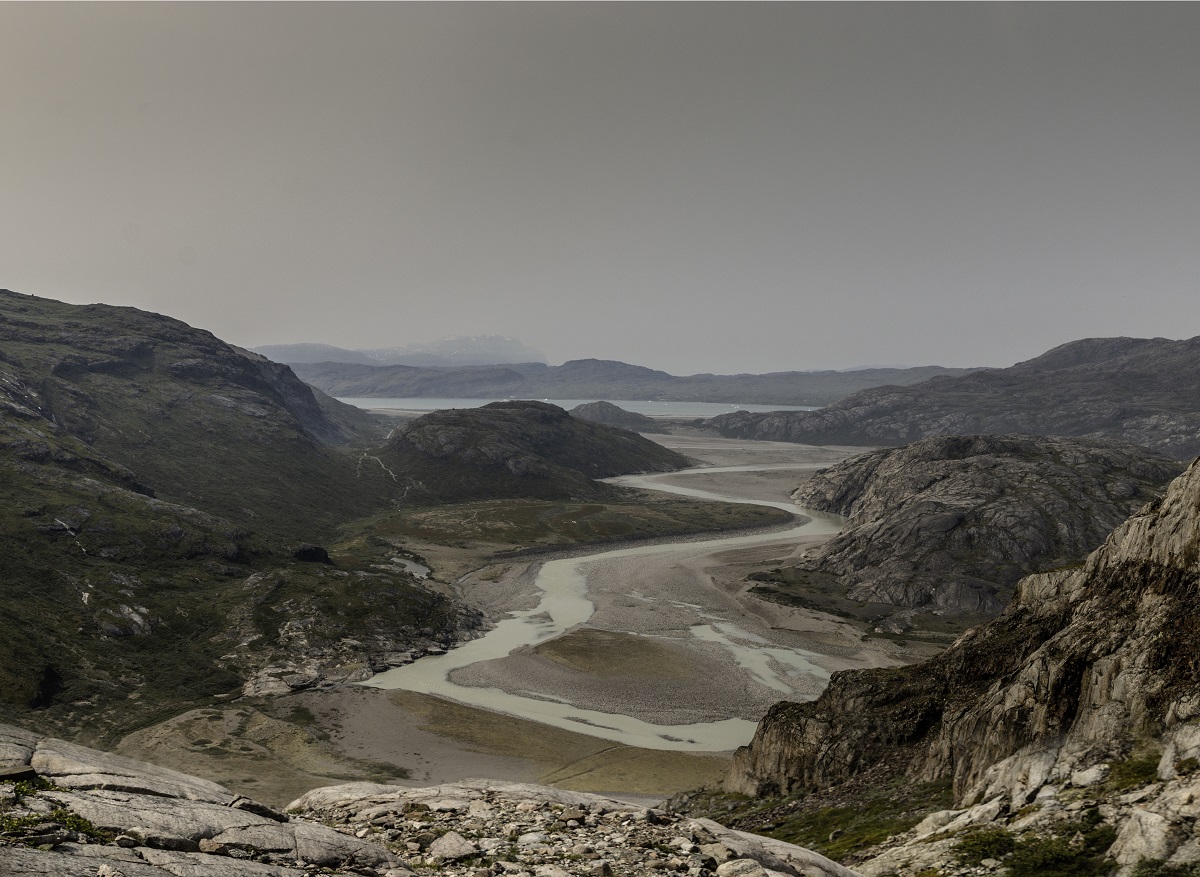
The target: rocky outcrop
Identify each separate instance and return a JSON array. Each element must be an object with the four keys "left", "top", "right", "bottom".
[
  {"left": 374, "top": 401, "right": 691, "bottom": 502},
  {"left": 0, "top": 723, "right": 404, "bottom": 876},
  {"left": 711, "top": 336, "right": 1200, "bottom": 459},
  {"left": 1, "top": 724, "right": 860, "bottom": 877},
  {"left": 290, "top": 779, "right": 862, "bottom": 877},
  {"left": 779, "top": 434, "right": 1181, "bottom": 617},
  {"left": 849, "top": 758, "right": 1200, "bottom": 876},
  {"left": 728, "top": 455, "right": 1200, "bottom": 807},
  {"left": 569, "top": 400, "right": 665, "bottom": 433}
]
